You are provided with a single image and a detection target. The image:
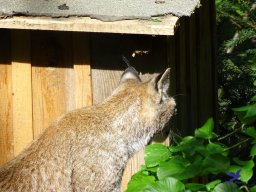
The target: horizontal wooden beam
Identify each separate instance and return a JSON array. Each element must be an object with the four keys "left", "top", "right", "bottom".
[{"left": 0, "top": 16, "right": 179, "bottom": 35}]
